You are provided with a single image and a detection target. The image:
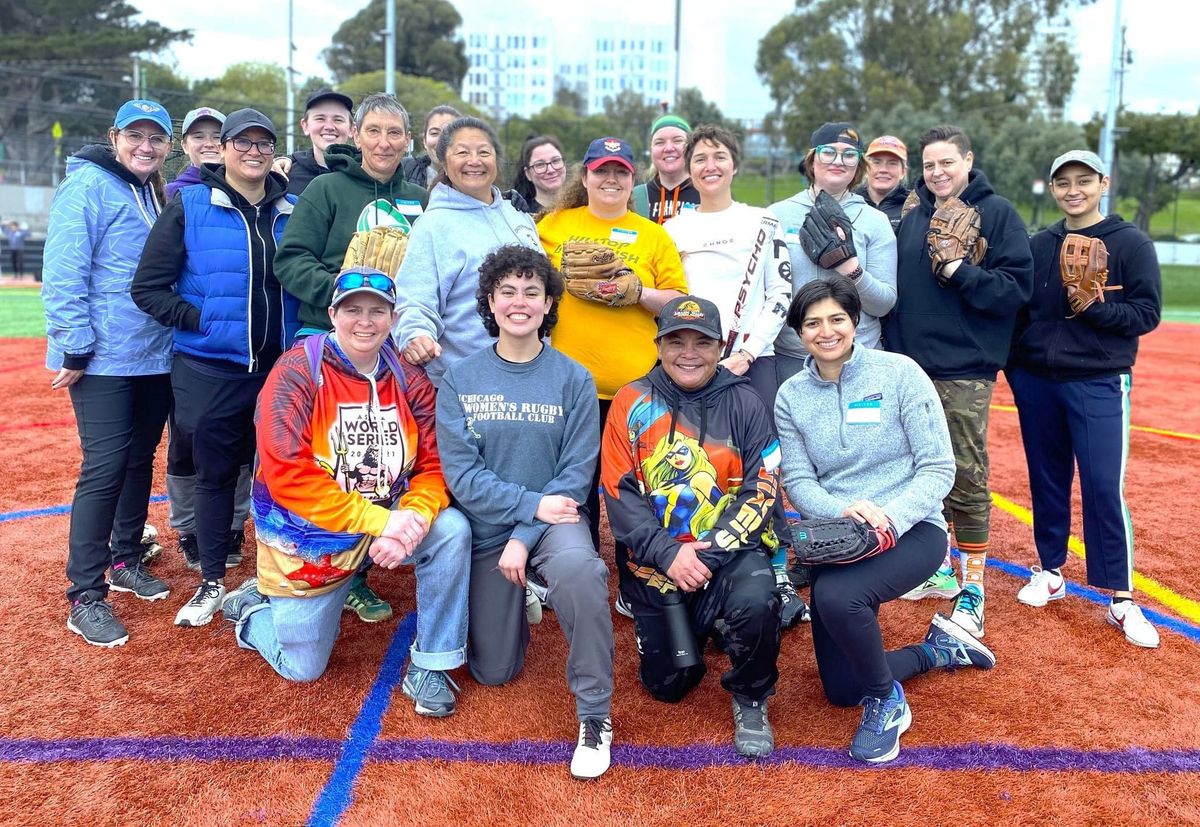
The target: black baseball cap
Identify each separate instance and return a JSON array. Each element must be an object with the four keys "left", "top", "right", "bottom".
[
  {"left": 656, "top": 296, "right": 723, "bottom": 340},
  {"left": 220, "top": 108, "right": 277, "bottom": 142},
  {"left": 305, "top": 89, "right": 353, "bottom": 113}
]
